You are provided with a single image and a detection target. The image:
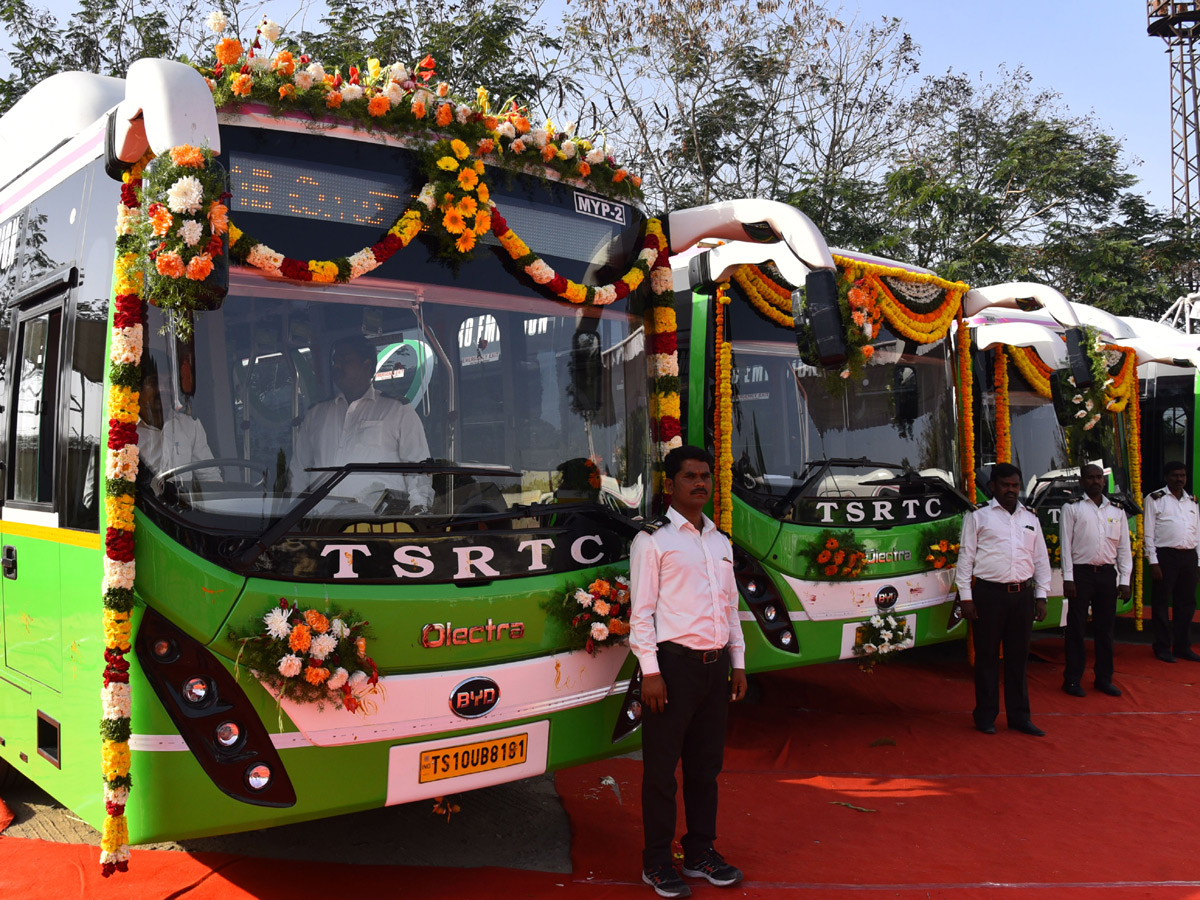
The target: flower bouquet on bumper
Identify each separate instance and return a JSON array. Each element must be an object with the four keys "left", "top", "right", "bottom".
[
  {"left": 852, "top": 613, "right": 914, "bottom": 672},
  {"left": 545, "top": 573, "right": 632, "bottom": 655},
  {"left": 231, "top": 598, "right": 377, "bottom": 711}
]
